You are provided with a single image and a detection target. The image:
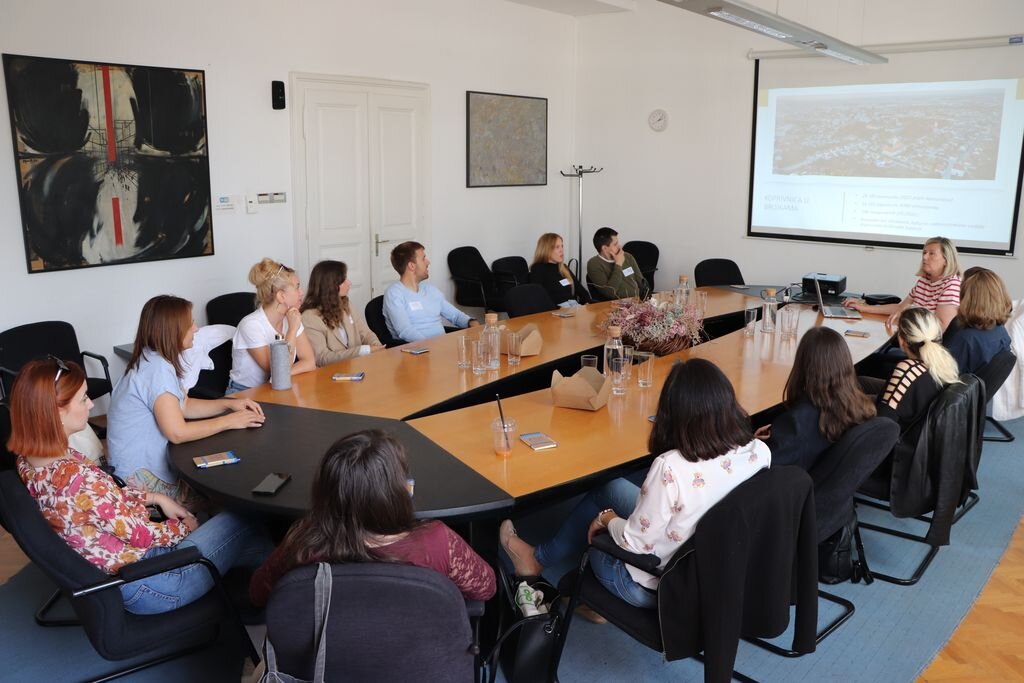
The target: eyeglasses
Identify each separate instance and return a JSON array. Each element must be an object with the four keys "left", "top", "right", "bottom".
[{"left": 48, "top": 355, "right": 69, "bottom": 386}]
